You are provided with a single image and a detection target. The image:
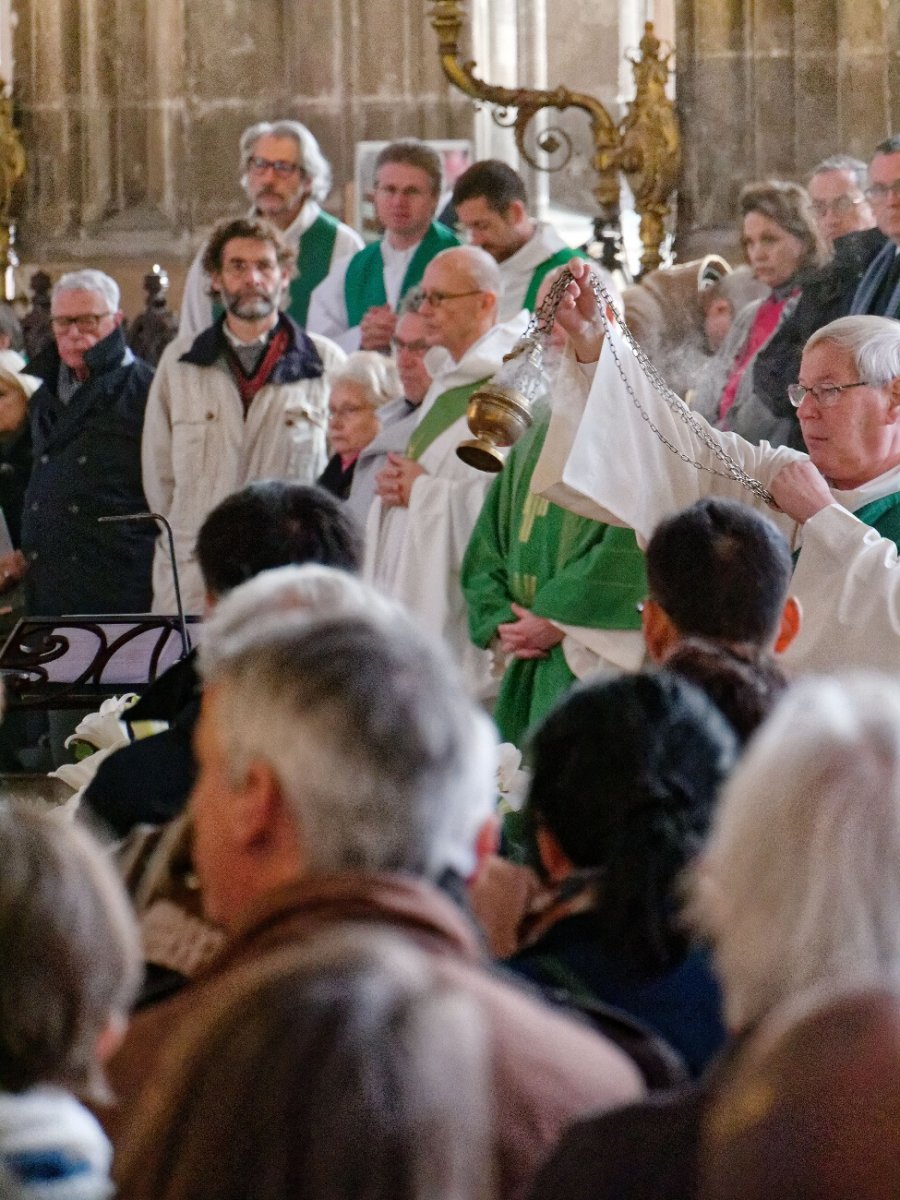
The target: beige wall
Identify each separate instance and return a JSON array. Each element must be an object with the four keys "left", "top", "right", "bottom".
[{"left": 8, "top": 0, "right": 900, "bottom": 292}]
